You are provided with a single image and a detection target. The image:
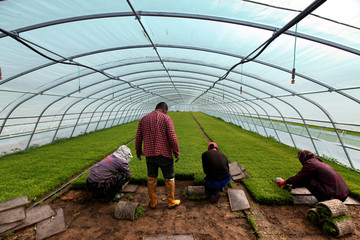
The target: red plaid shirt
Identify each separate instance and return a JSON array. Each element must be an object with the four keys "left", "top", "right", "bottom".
[{"left": 135, "top": 110, "right": 180, "bottom": 159}]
